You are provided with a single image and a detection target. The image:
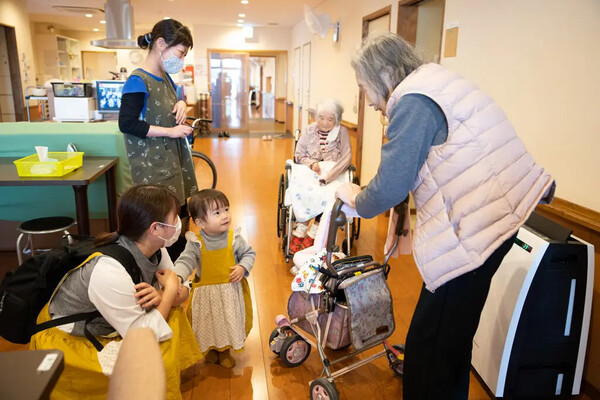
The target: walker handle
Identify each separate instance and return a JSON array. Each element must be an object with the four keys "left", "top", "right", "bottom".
[{"left": 325, "top": 199, "right": 347, "bottom": 275}]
